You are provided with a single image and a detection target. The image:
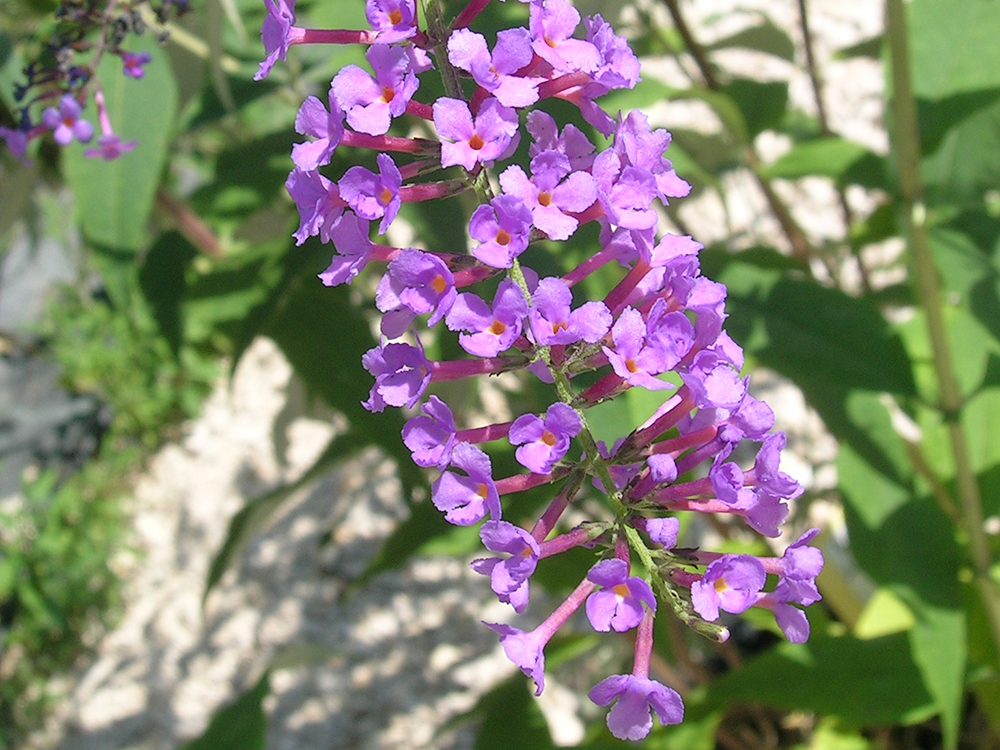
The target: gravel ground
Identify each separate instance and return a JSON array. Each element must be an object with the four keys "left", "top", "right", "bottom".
[{"left": 29, "top": 1, "right": 882, "bottom": 748}]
